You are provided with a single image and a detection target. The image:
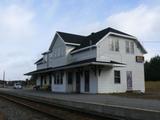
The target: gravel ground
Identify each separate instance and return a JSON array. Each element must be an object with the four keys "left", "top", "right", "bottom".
[{"left": 0, "top": 98, "right": 57, "bottom": 120}]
